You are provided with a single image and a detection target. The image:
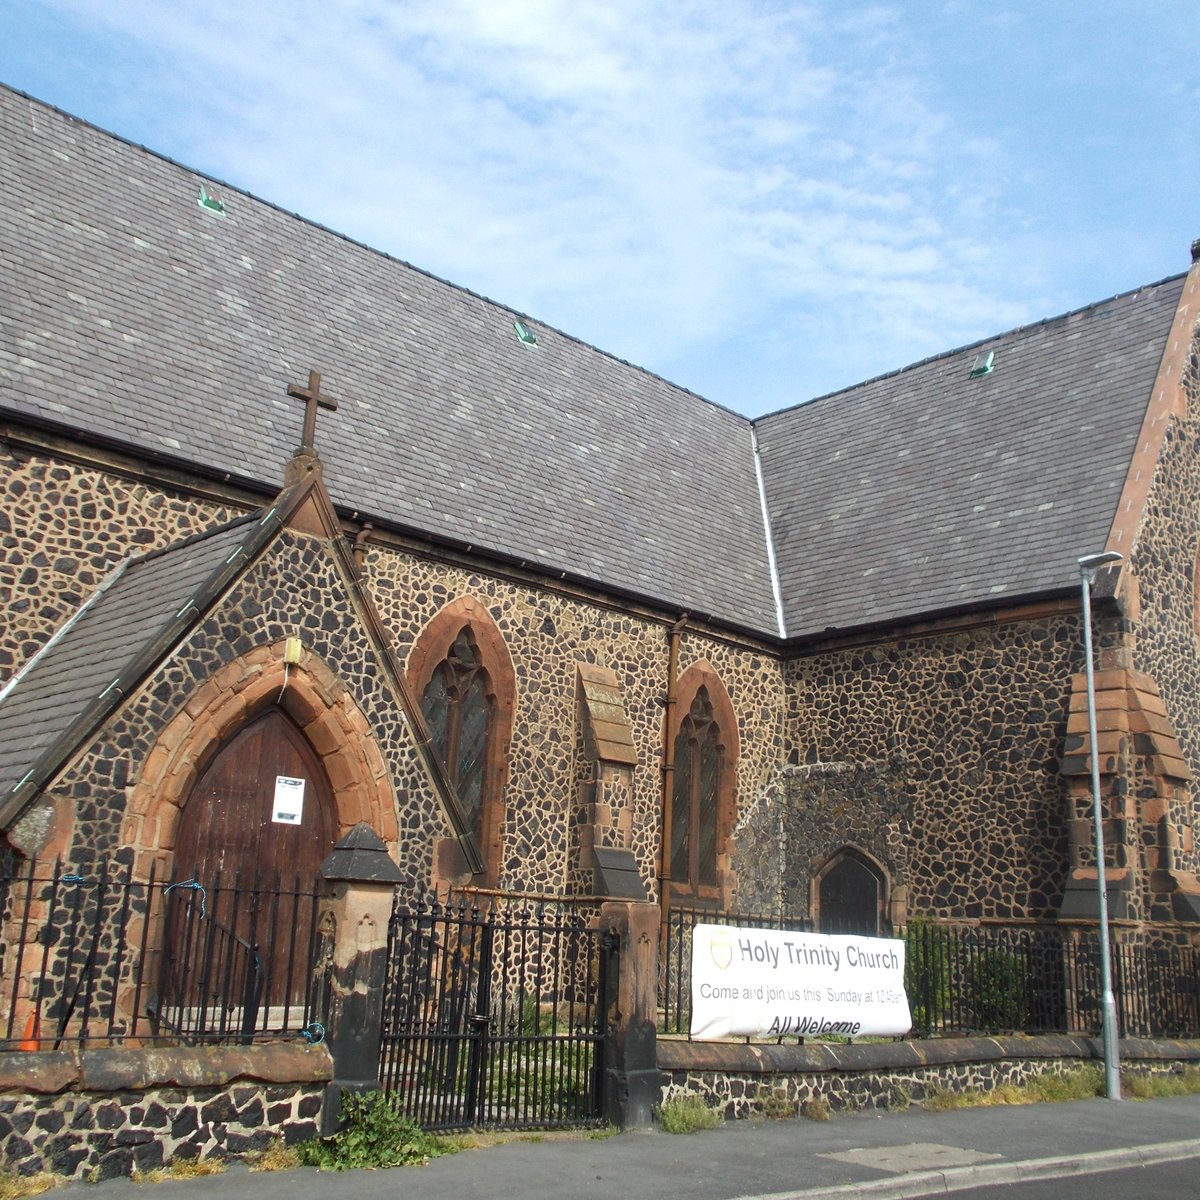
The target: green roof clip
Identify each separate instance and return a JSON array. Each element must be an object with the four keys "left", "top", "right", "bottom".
[
  {"left": 969, "top": 351, "right": 994, "bottom": 378},
  {"left": 198, "top": 184, "right": 227, "bottom": 217},
  {"left": 513, "top": 320, "right": 537, "bottom": 347}
]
